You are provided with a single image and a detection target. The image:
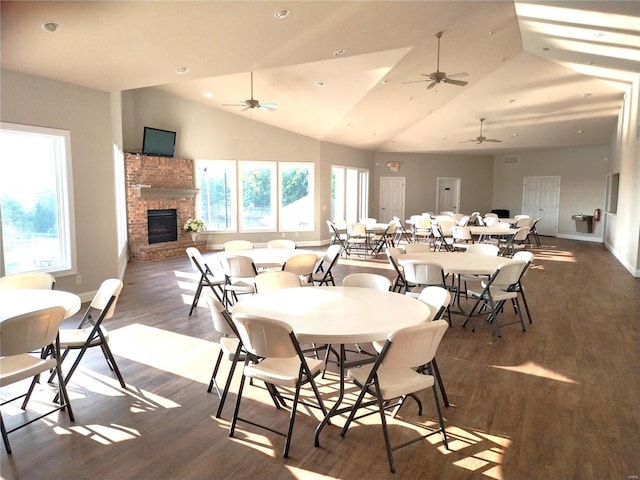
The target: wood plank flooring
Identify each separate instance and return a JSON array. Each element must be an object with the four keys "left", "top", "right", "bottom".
[{"left": 2, "top": 238, "right": 639, "bottom": 480}]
